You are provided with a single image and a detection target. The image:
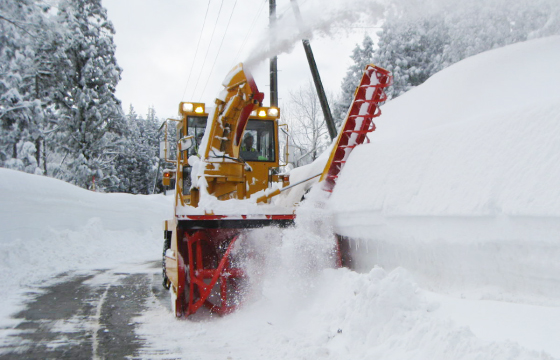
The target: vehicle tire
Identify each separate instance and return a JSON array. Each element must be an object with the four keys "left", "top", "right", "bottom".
[{"left": 162, "top": 231, "right": 172, "bottom": 289}]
